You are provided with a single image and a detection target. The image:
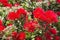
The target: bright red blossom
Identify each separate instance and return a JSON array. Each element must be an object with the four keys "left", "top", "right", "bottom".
[
  {"left": 7, "top": 12, "right": 17, "bottom": 20},
  {"left": 0, "top": 0, "right": 8, "bottom": 3},
  {"left": 3, "top": 3, "right": 12, "bottom": 7},
  {"left": 24, "top": 20, "right": 40, "bottom": 32},
  {"left": 12, "top": 32, "right": 17, "bottom": 37},
  {"left": 0, "top": 20, "right": 3, "bottom": 25},
  {"left": 33, "top": 7, "right": 58, "bottom": 23},
  {"left": 33, "top": 7, "right": 47, "bottom": 22},
  {"left": 45, "top": 10, "right": 58, "bottom": 23},
  {"left": 12, "top": 32, "right": 18, "bottom": 40},
  {"left": 7, "top": 8, "right": 27, "bottom": 20},
  {"left": 0, "top": 26, "right": 5, "bottom": 31},
  {"left": 0, "top": 0, "right": 12, "bottom": 7},
  {"left": 49, "top": 28, "right": 57, "bottom": 34},
  {"left": 16, "top": 8, "right": 27, "bottom": 15},
  {"left": 17, "top": 32, "right": 26, "bottom": 40},
  {"left": 0, "top": 20, "right": 5, "bottom": 31}
]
